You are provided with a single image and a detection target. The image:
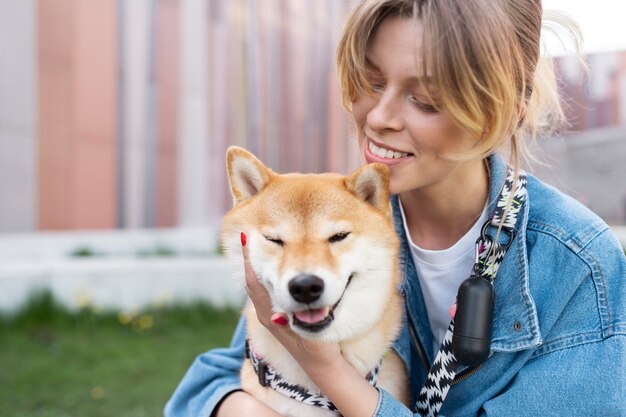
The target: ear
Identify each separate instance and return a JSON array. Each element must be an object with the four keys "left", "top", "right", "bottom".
[
  {"left": 346, "top": 163, "right": 391, "bottom": 215},
  {"left": 226, "top": 146, "right": 273, "bottom": 204}
]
